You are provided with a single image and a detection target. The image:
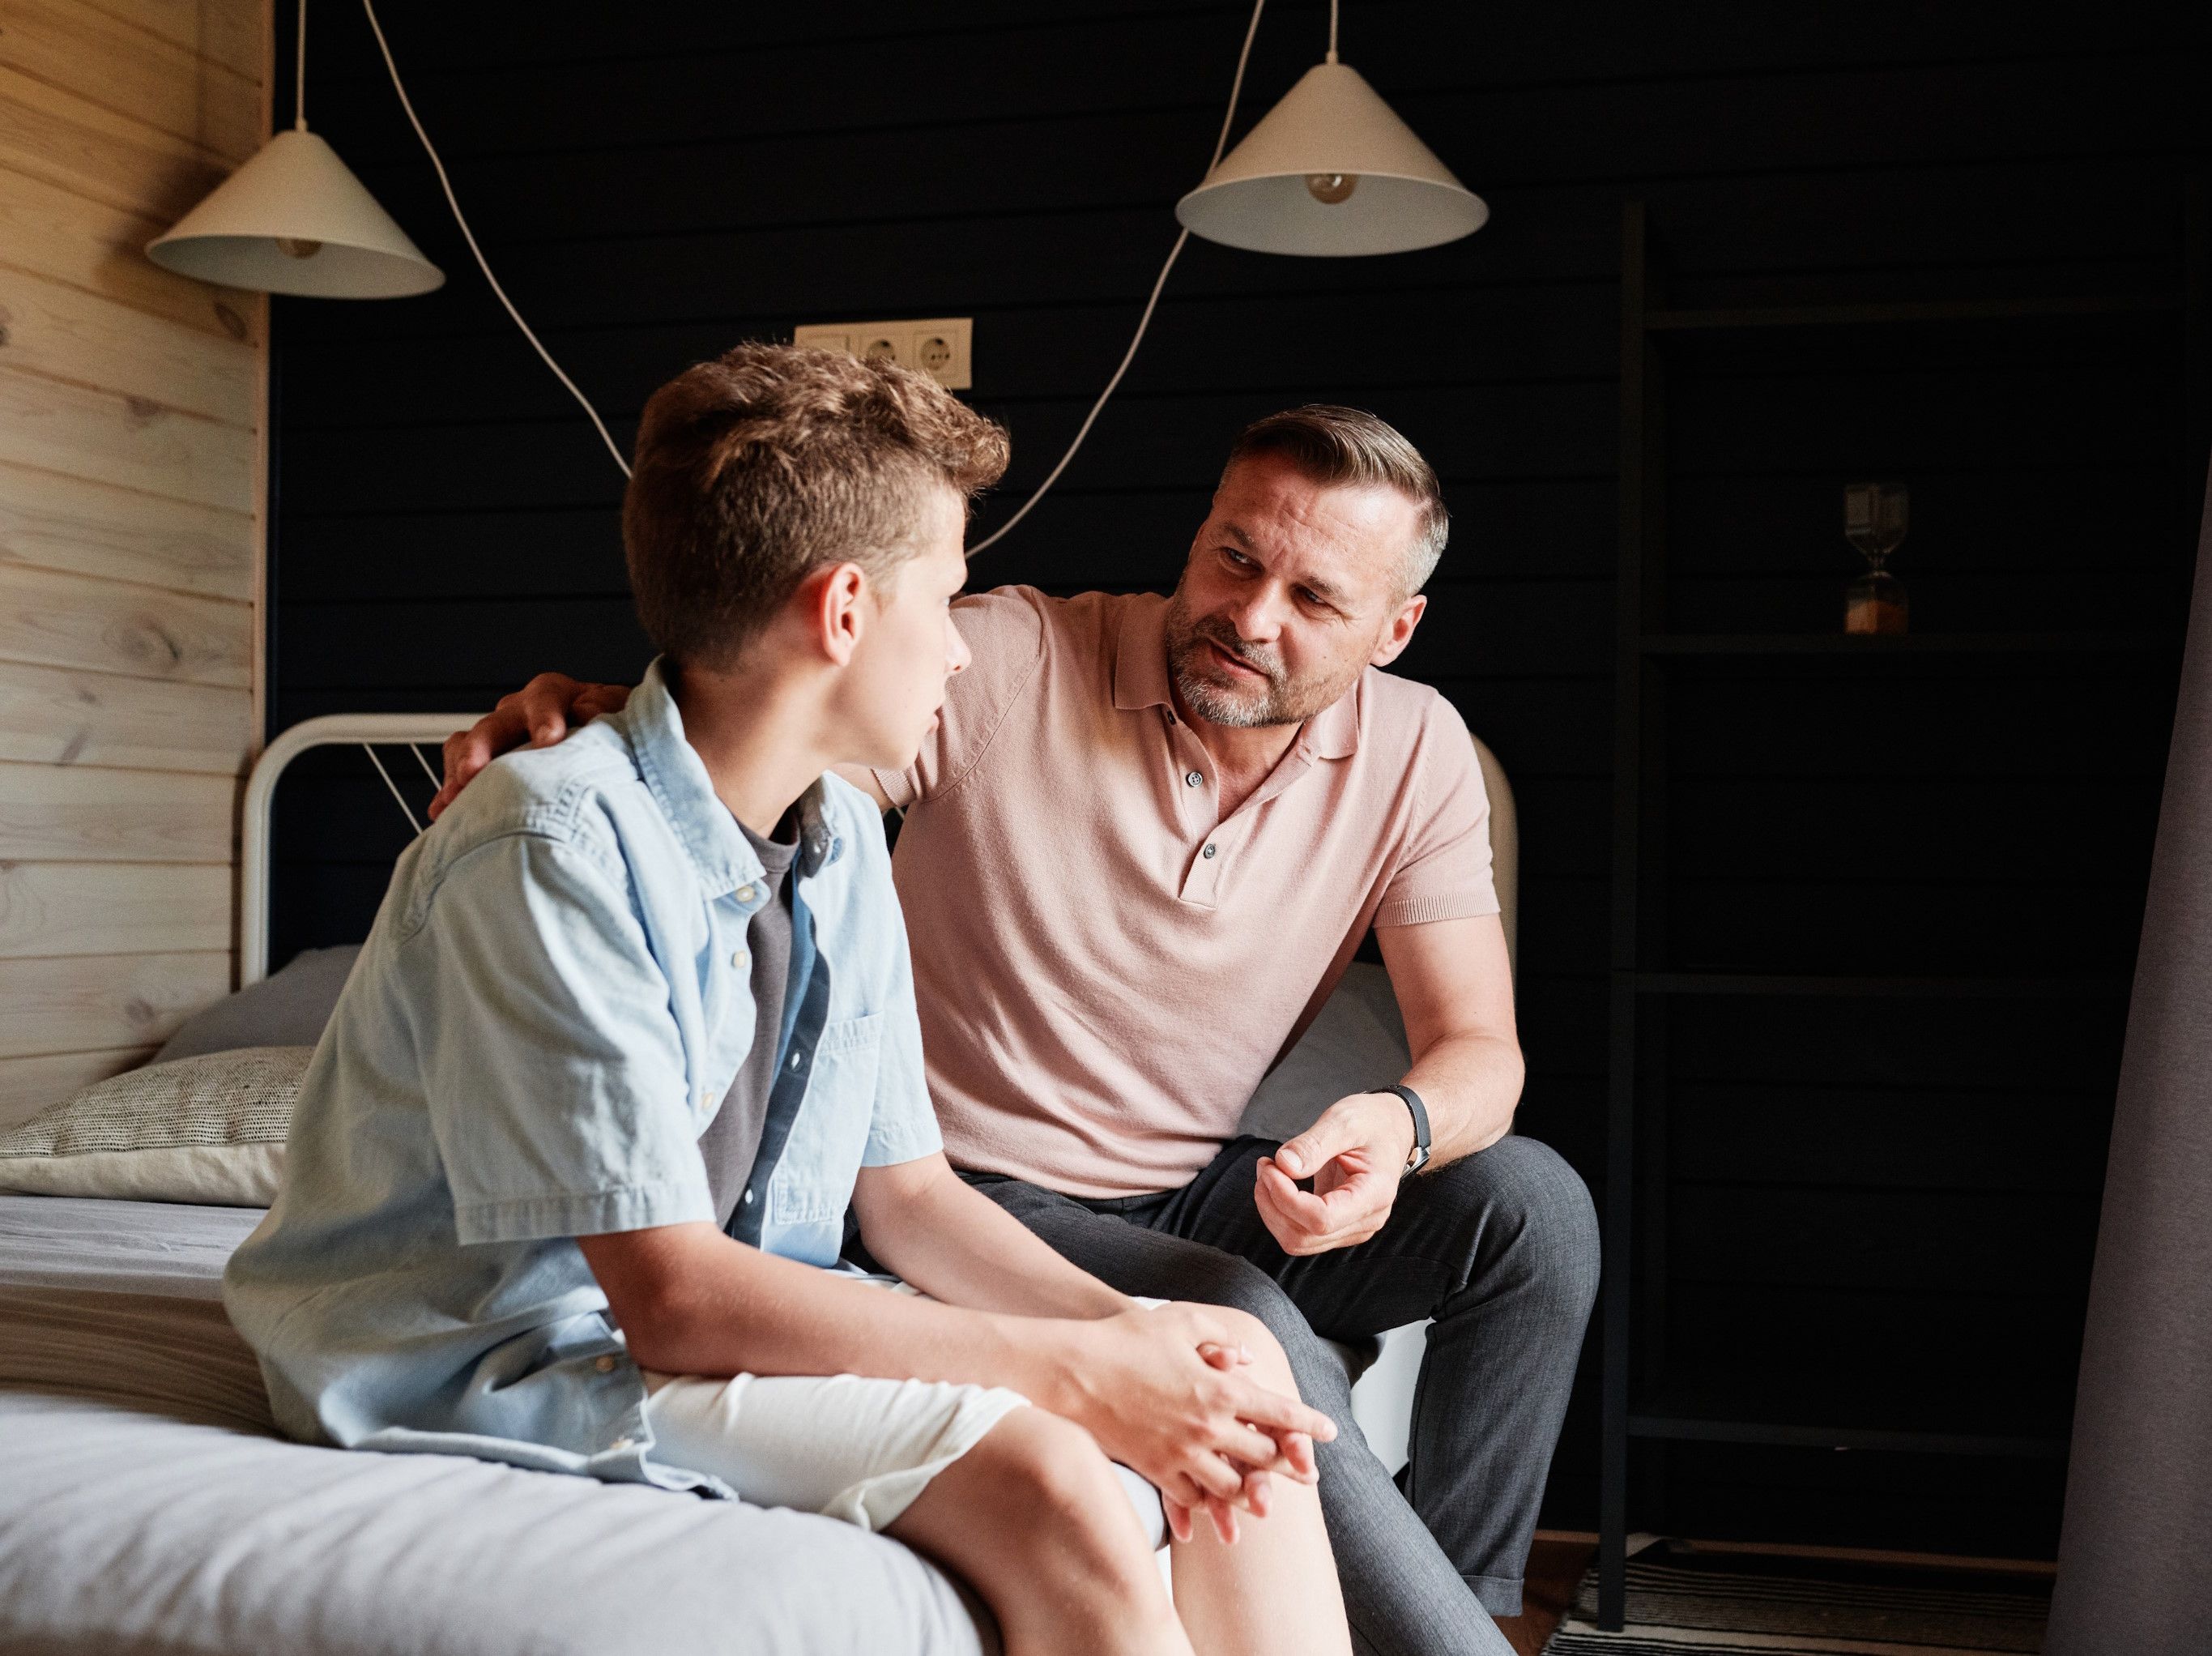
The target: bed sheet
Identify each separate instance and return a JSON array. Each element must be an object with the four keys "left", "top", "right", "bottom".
[{"left": 0, "top": 1195, "right": 989, "bottom": 1656}]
